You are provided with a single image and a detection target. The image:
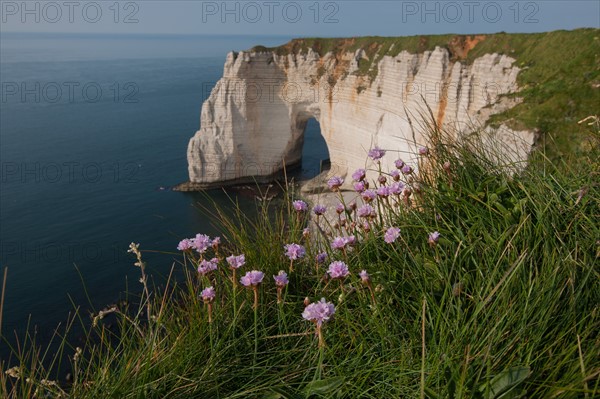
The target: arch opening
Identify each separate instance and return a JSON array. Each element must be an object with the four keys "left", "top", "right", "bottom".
[{"left": 297, "top": 117, "right": 330, "bottom": 180}]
